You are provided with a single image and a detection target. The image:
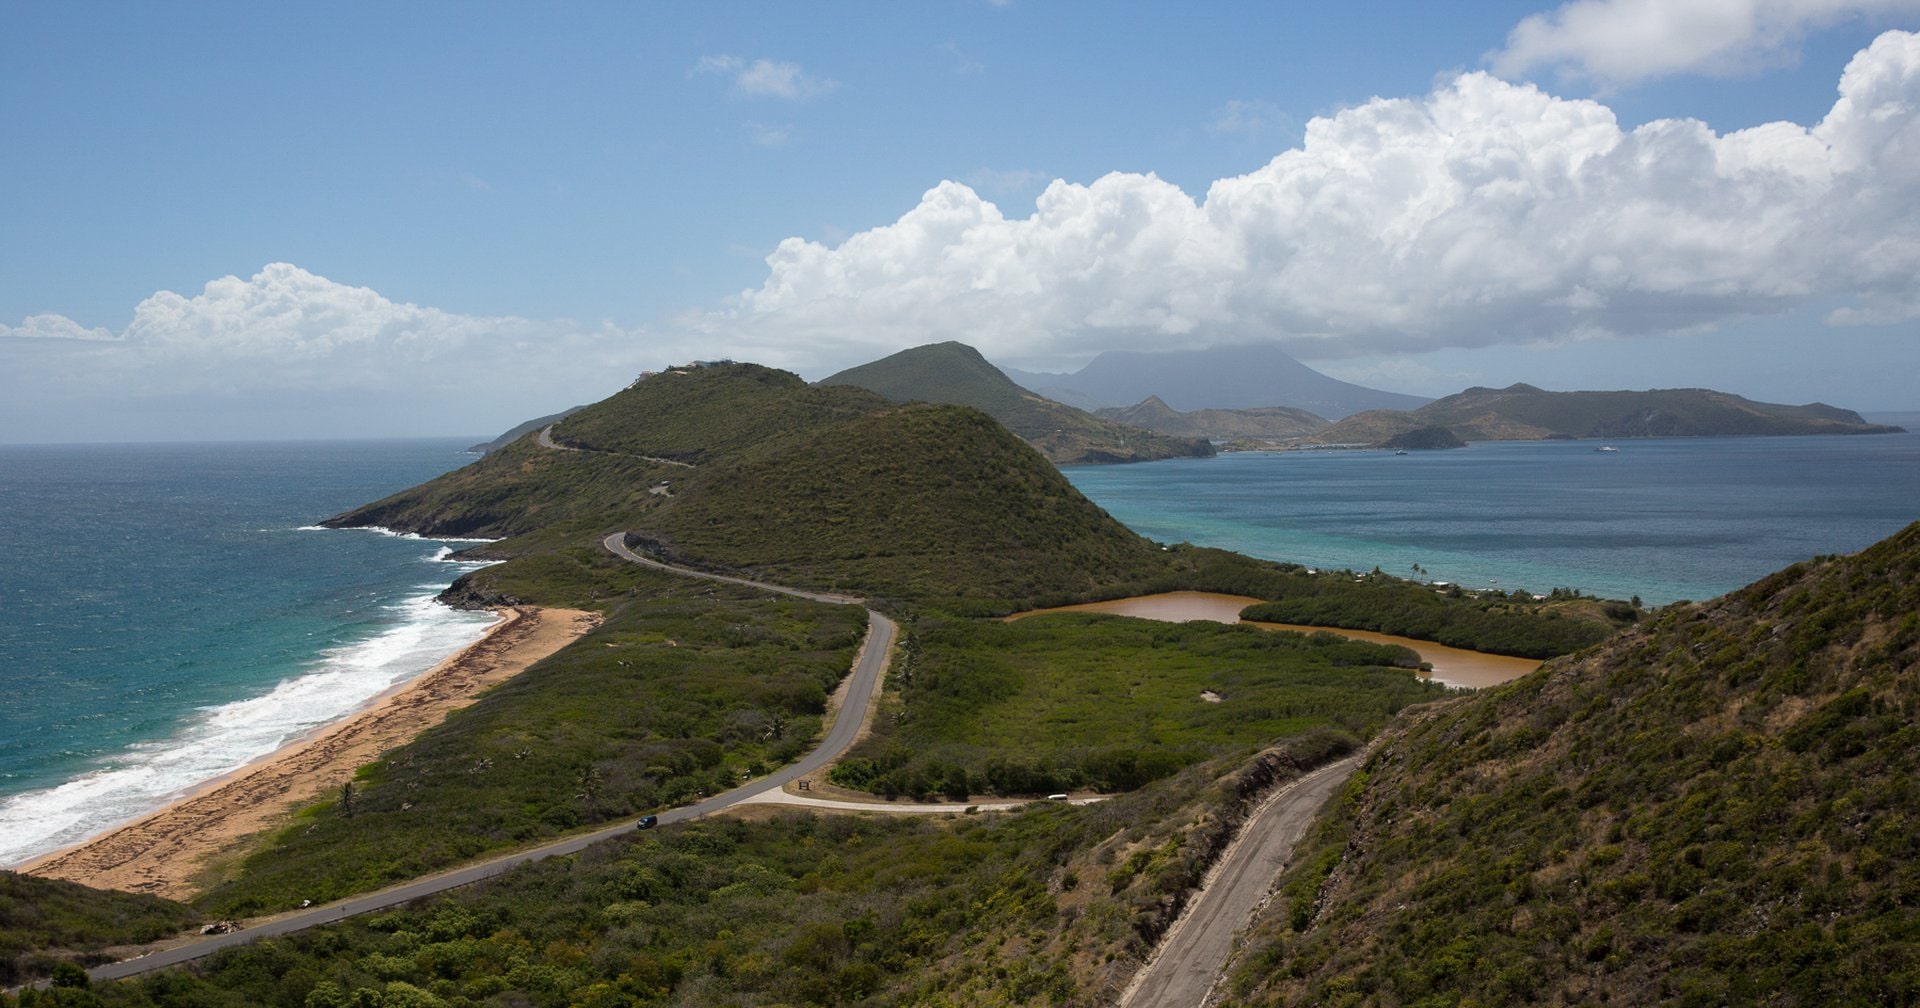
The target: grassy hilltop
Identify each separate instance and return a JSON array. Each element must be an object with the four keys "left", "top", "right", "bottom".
[
  {"left": 328, "top": 361, "right": 1167, "bottom": 606},
  {"left": 819, "top": 341, "right": 1215, "bottom": 465},
  {"left": 1226, "top": 520, "right": 1920, "bottom": 1006}
]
